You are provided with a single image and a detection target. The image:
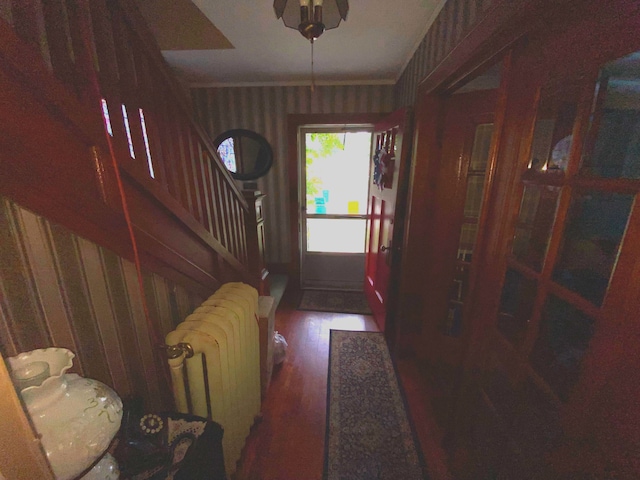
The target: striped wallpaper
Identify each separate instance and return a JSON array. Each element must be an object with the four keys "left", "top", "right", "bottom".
[
  {"left": 395, "top": 0, "right": 499, "bottom": 106},
  {"left": 0, "top": 197, "right": 205, "bottom": 411},
  {"left": 190, "top": 0, "right": 501, "bottom": 265},
  {"left": 0, "top": 0, "right": 504, "bottom": 420},
  {"left": 191, "top": 85, "right": 395, "bottom": 264}
]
